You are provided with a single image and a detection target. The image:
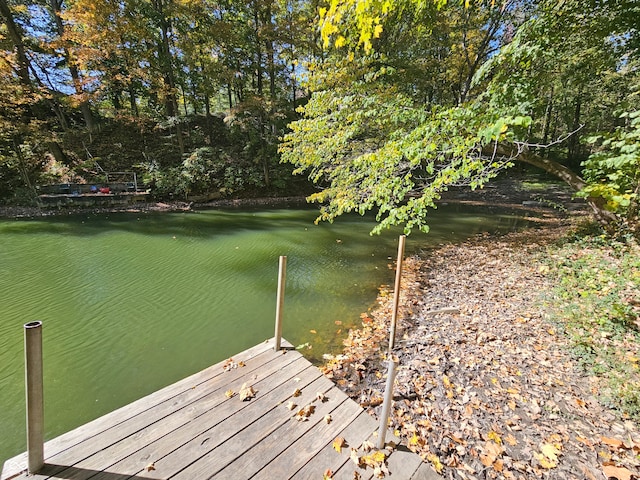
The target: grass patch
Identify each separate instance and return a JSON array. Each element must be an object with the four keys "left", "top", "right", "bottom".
[{"left": 541, "top": 224, "right": 640, "bottom": 418}]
